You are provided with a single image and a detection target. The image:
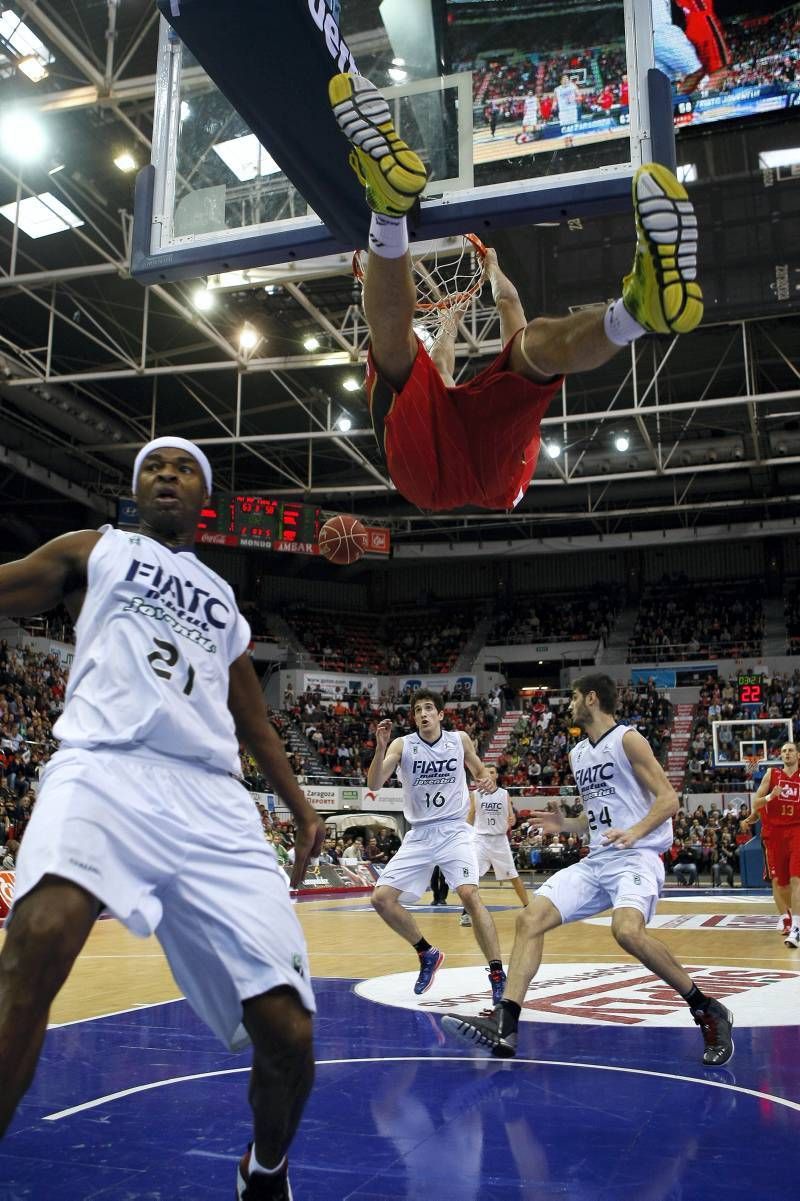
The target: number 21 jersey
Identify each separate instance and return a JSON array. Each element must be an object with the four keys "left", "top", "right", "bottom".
[
  {"left": 397, "top": 730, "right": 468, "bottom": 825},
  {"left": 53, "top": 526, "right": 251, "bottom": 774},
  {"left": 569, "top": 723, "right": 673, "bottom": 855}
]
